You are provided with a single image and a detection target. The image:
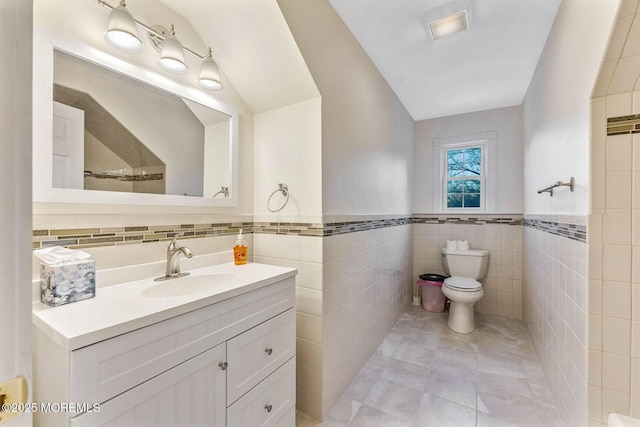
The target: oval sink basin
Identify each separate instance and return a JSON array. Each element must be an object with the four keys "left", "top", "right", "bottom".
[{"left": 141, "top": 273, "right": 238, "bottom": 298}]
